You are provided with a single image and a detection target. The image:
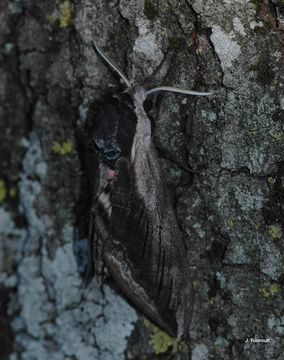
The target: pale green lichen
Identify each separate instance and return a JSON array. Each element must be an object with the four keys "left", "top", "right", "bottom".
[
  {"left": 47, "top": 14, "right": 57, "bottom": 25},
  {"left": 0, "top": 179, "right": 7, "bottom": 203},
  {"left": 9, "top": 187, "right": 17, "bottom": 199},
  {"left": 227, "top": 218, "right": 235, "bottom": 230},
  {"left": 251, "top": 0, "right": 261, "bottom": 12},
  {"left": 51, "top": 140, "right": 73, "bottom": 155},
  {"left": 271, "top": 132, "right": 283, "bottom": 141},
  {"left": 259, "top": 283, "right": 280, "bottom": 298},
  {"left": 144, "top": 319, "right": 185, "bottom": 354},
  {"left": 47, "top": 0, "right": 73, "bottom": 29},
  {"left": 268, "top": 224, "right": 282, "bottom": 241},
  {"left": 59, "top": 0, "right": 73, "bottom": 28}
]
